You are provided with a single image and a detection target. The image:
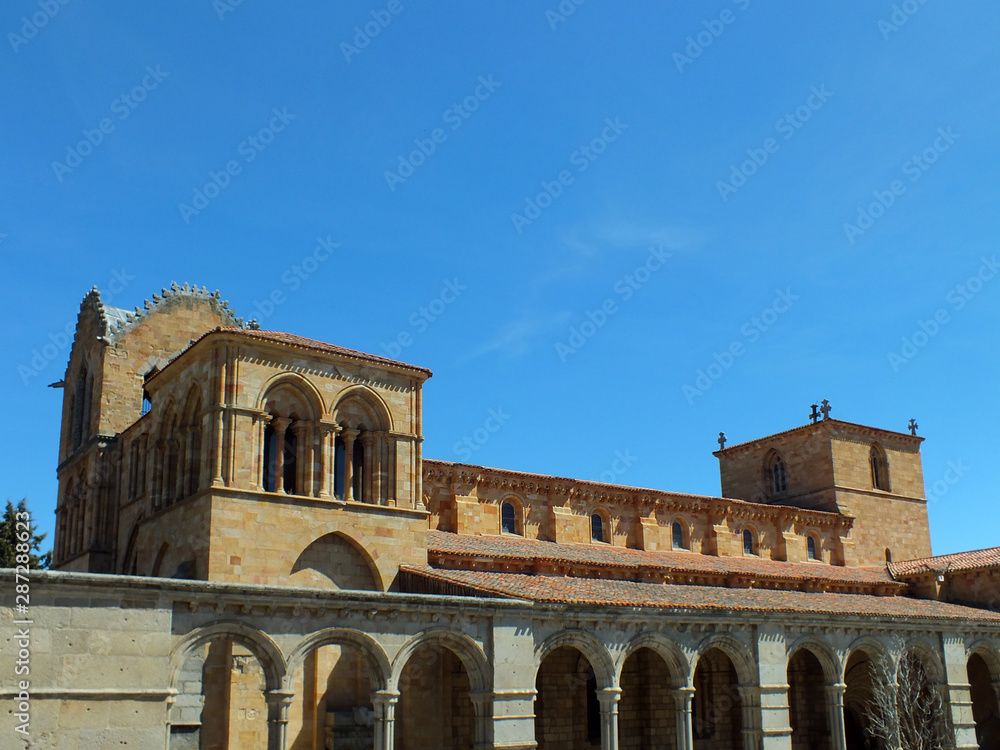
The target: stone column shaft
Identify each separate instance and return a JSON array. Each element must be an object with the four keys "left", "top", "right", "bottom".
[
  {"left": 827, "top": 683, "right": 847, "bottom": 750},
  {"left": 273, "top": 418, "right": 291, "bottom": 494},
  {"left": 343, "top": 429, "right": 359, "bottom": 502},
  {"left": 673, "top": 687, "right": 695, "bottom": 750},
  {"left": 597, "top": 687, "right": 622, "bottom": 750},
  {"left": 373, "top": 689, "right": 399, "bottom": 750}
]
